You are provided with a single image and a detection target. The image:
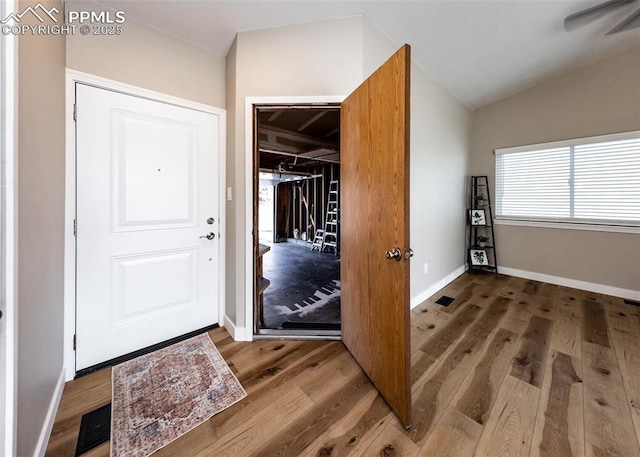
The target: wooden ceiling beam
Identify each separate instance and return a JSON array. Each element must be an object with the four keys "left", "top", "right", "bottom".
[
  {"left": 260, "top": 125, "right": 338, "bottom": 150},
  {"left": 296, "top": 110, "right": 328, "bottom": 132},
  {"left": 324, "top": 127, "right": 340, "bottom": 137},
  {"left": 267, "top": 111, "right": 283, "bottom": 122},
  {"left": 258, "top": 141, "right": 303, "bottom": 155},
  {"left": 259, "top": 148, "right": 340, "bottom": 164}
]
